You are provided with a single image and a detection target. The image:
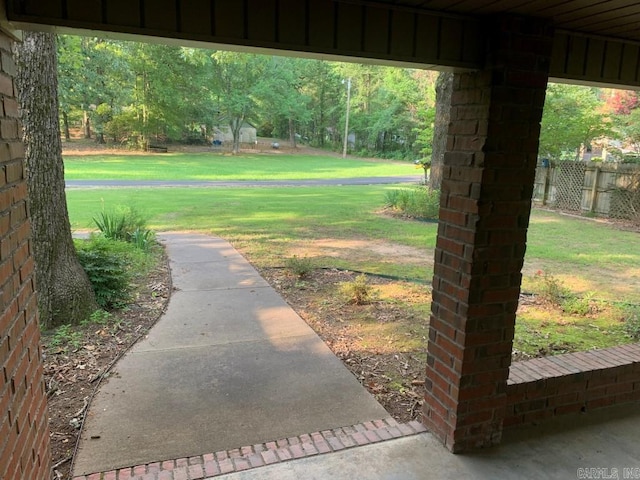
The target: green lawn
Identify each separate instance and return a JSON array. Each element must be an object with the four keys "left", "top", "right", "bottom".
[
  {"left": 66, "top": 185, "right": 438, "bottom": 281},
  {"left": 63, "top": 153, "right": 417, "bottom": 180},
  {"left": 523, "top": 209, "right": 640, "bottom": 303}
]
